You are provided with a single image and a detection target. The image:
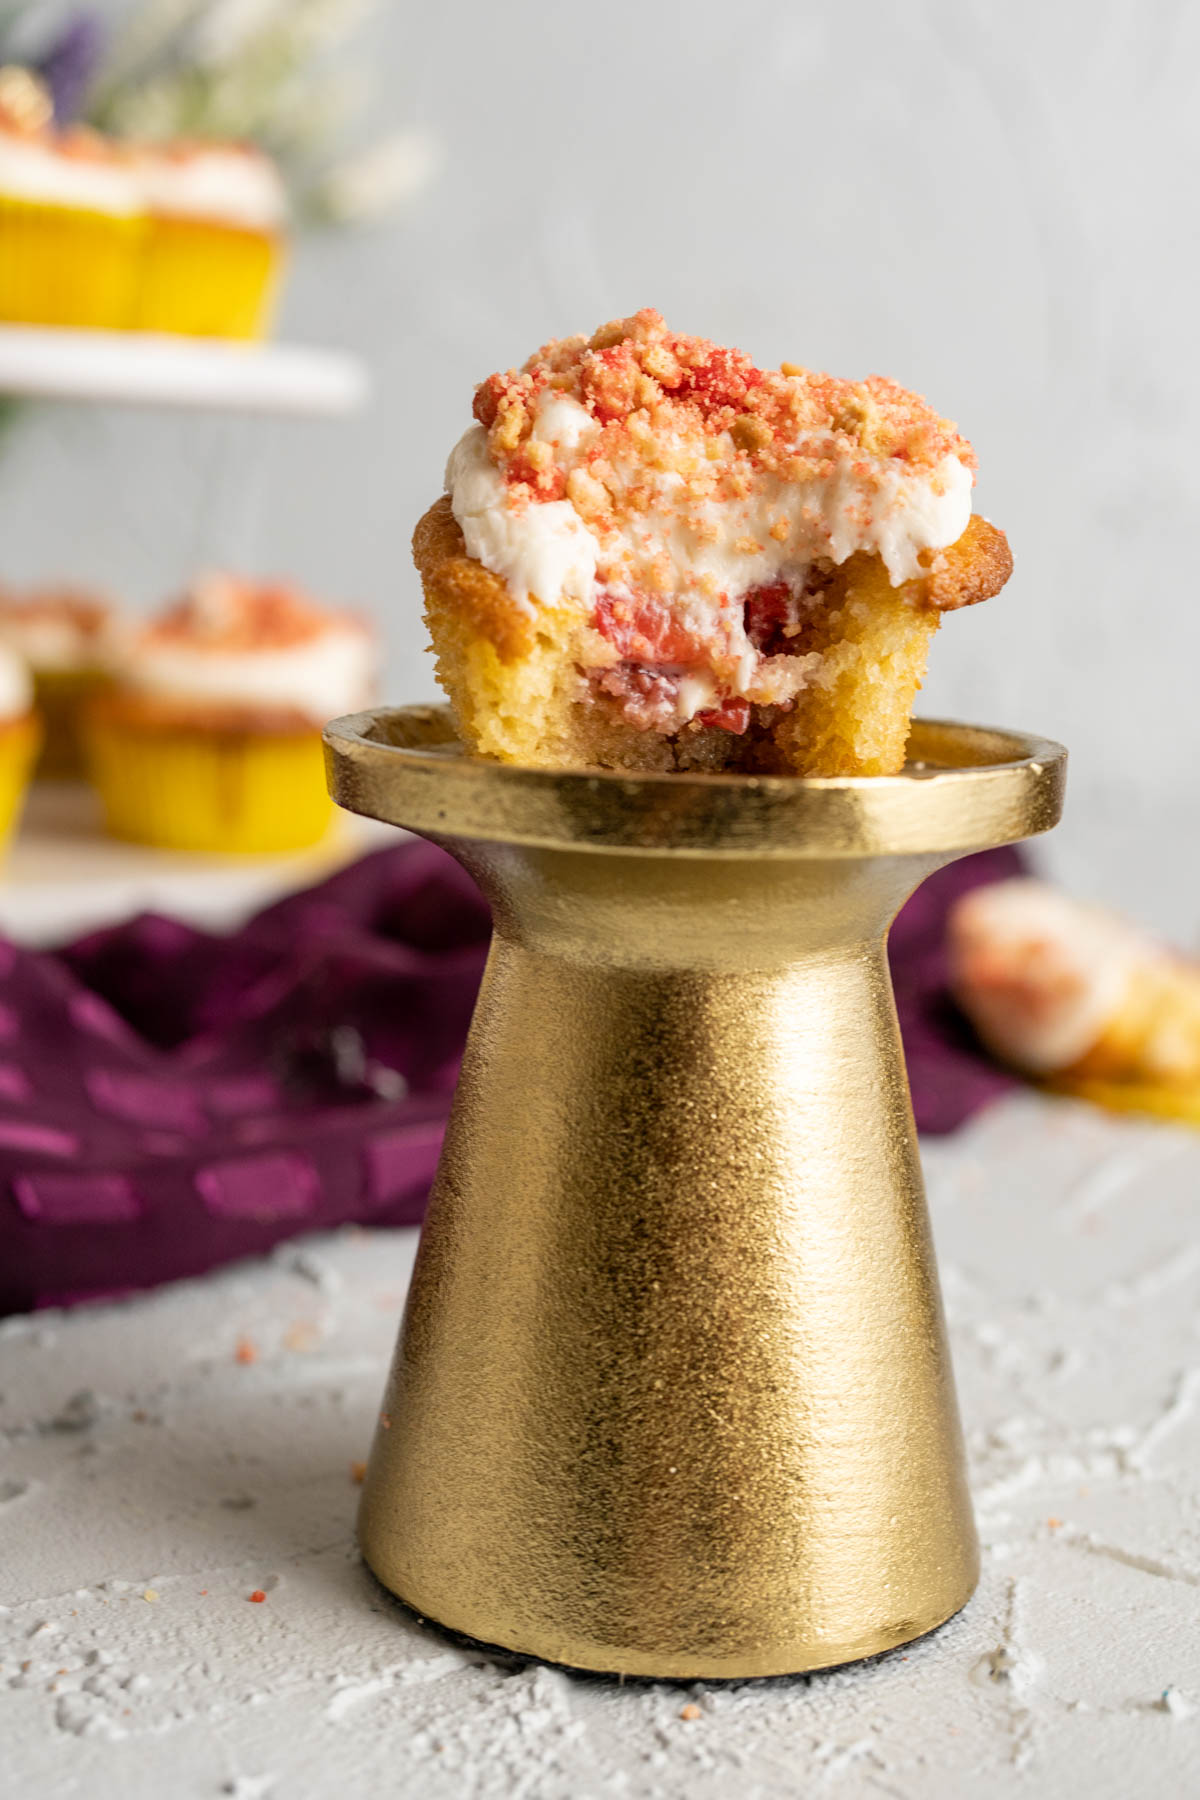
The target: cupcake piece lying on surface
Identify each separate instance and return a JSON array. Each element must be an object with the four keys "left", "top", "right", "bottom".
[
  {"left": 85, "top": 574, "right": 374, "bottom": 854},
  {"left": 132, "top": 142, "right": 288, "bottom": 340},
  {"left": 0, "top": 641, "right": 41, "bottom": 851},
  {"left": 416, "top": 309, "right": 1011, "bottom": 776},
  {"left": 0, "top": 585, "right": 124, "bottom": 778},
  {"left": 949, "top": 879, "right": 1200, "bottom": 1120},
  {"left": 0, "top": 70, "right": 143, "bottom": 330}
]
